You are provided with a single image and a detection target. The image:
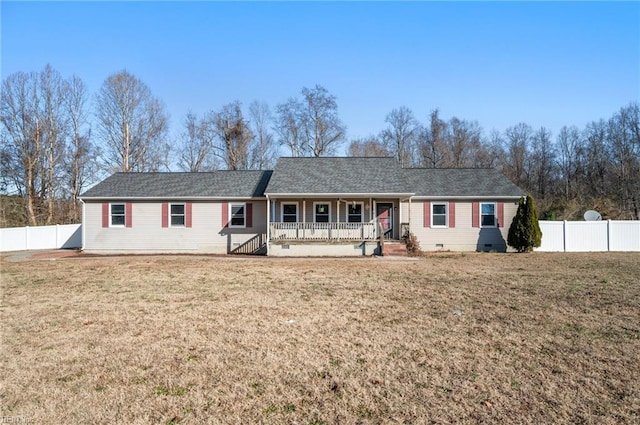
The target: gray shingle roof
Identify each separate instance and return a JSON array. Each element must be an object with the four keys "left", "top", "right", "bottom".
[
  {"left": 403, "top": 168, "right": 524, "bottom": 197},
  {"left": 81, "top": 159, "right": 524, "bottom": 200},
  {"left": 81, "top": 170, "right": 272, "bottom": 199},
  {"left": 265, "top": 157, "right": 411, "bottom": 195}
]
